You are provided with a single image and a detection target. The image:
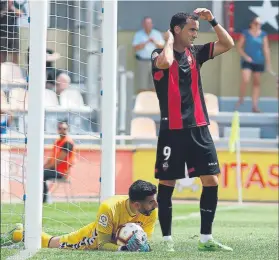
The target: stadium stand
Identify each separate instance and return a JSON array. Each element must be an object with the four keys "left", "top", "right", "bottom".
[
  {"left": 204, "top": 93, "right": 219, "bottom": 115},
  {"left": 131, "top": 117, "right": 157, "bottom": 138},
  {"left": 0, "top": 62, "right": 27, "bottom": 86},
  {"left": 59, "top": 88, "right": 91, "bottom": 112},
  {"left": 208, "top": 120, "right": 220, "bottom": 140},
  {"left": 1, "top": 90, "right": 9, "bottom": 110},
  {"left": 133, "top": 91, "right": 160, "bottom": 115},
  {"left": 45, "top": 89, "right": 60, "bottom": 109},
  {"left": 9, "top": 88, "right": 28, "bottom": 112}
]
